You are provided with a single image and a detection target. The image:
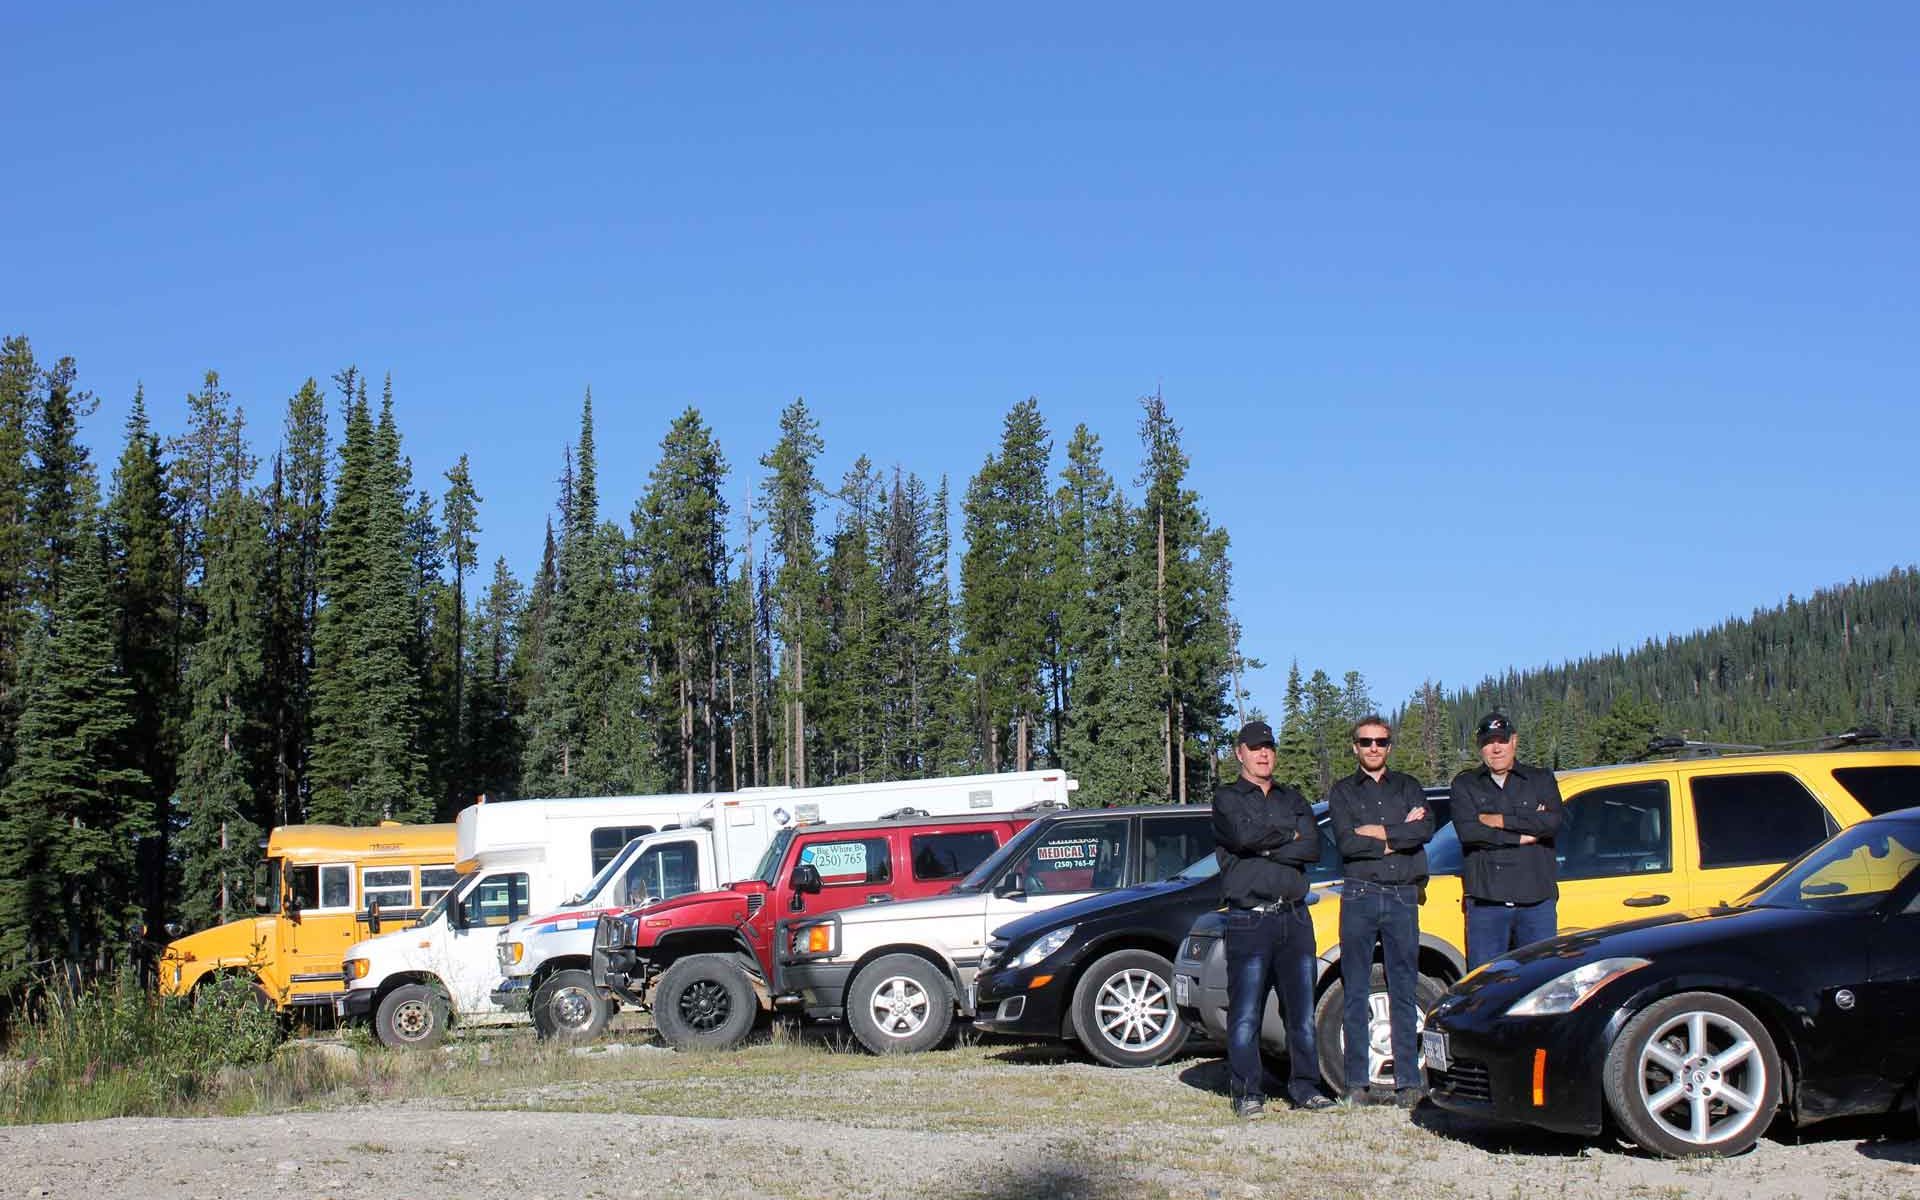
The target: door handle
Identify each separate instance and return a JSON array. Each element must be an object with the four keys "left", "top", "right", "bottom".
[
  {"left": 1622, "top": 894, "right": 1670, "bottom": 908},
  {"left": 866, "top": 893, "right": 892, "bottom": 904}
]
